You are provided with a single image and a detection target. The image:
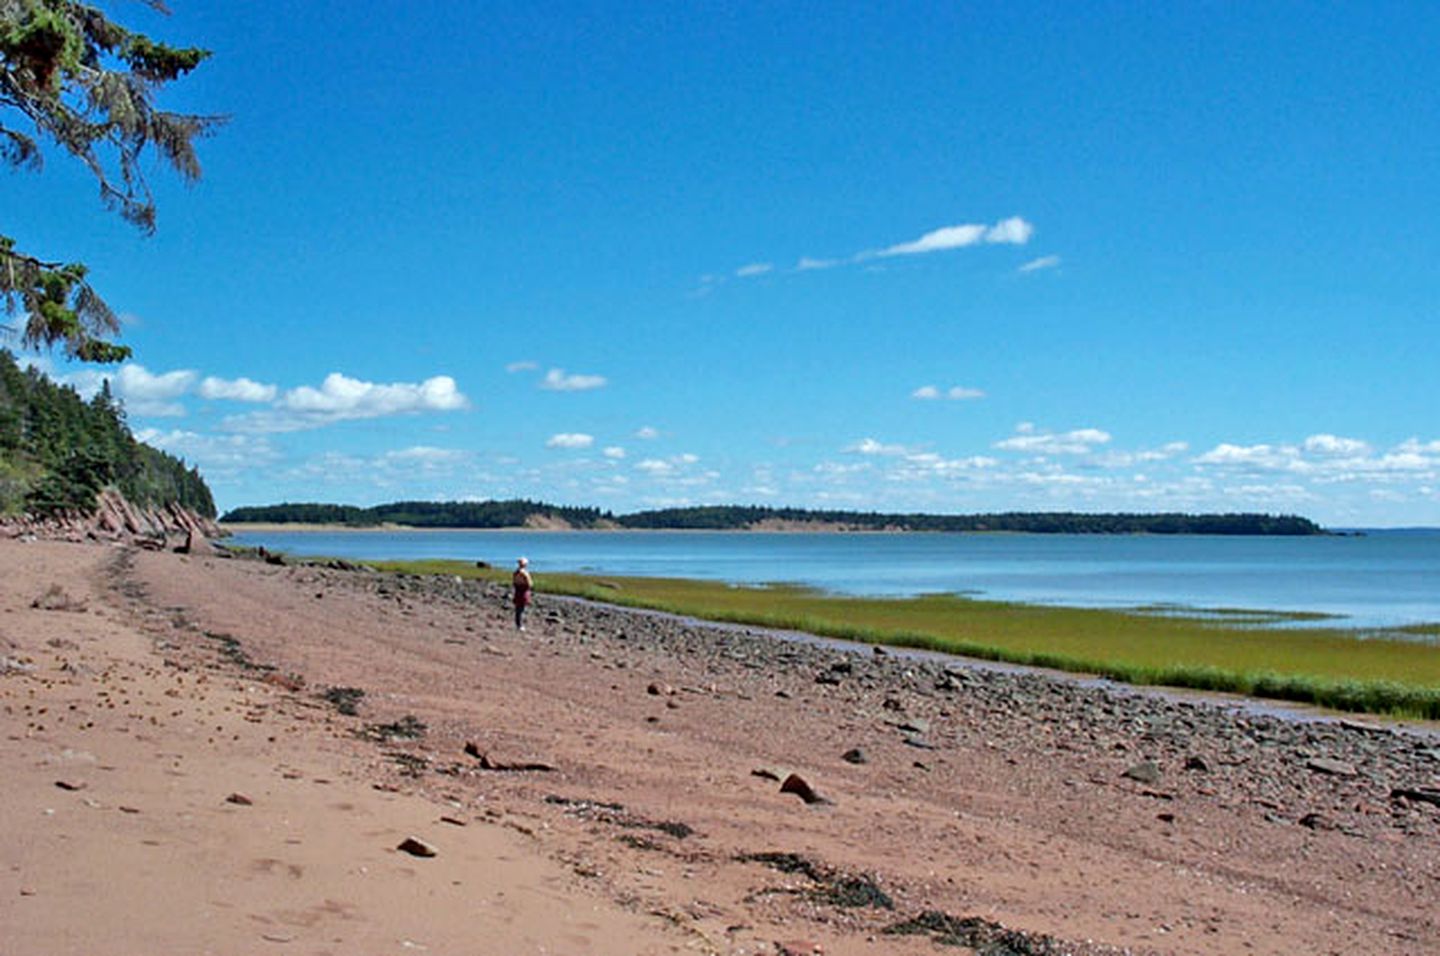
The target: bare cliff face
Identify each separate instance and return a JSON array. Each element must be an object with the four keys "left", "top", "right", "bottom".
[{"left": 0, "top": 488, "right": 222, "bottom": 551}]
